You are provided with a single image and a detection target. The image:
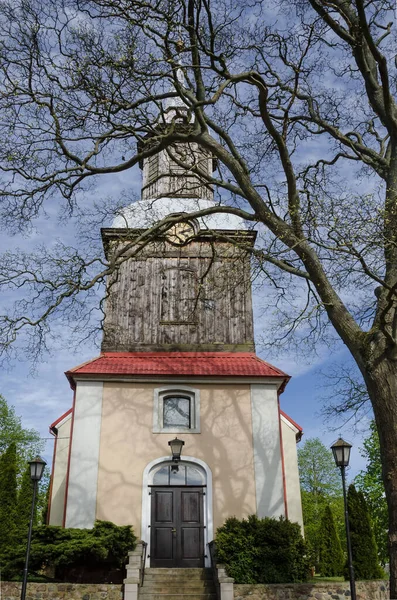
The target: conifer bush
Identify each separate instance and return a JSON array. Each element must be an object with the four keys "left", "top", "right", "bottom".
[
  {"left": 15, "top": 464, "right": 38, "bottom": 543},
  {"left": 2, "top": 520, "right": 137, "bottom": 582},
  {"left": 318, "top": 504, "right": 344, "bottom": 576},
  {"left": 0, "top": 442, "right": 18, "bottom": 553},
  {"left": 215, "top": 515, "right": 309, "bottom": 584},
  {"left": 347, "top": 485, "right": 384, "bottom": 580}
]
